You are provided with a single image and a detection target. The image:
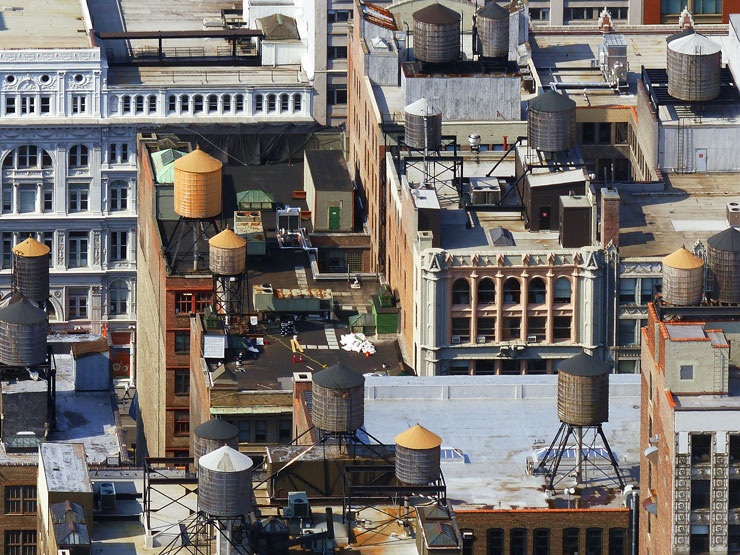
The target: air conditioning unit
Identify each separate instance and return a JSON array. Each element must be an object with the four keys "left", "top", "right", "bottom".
[
  {"left": 476, "top": 336, "right": 487, "bottom": 344},
  {"left": 470, "top": 182, "right": 501, "bottom": 205},
  {"left": 451, "top": 335, "right": 461, "bottom": 345},
  {"left": 58, "top": 551, "right": 71, "bottom": 555},
  {"left": 526, "top": 335, "right": 537, "bottom": 343},
  {"left": 99, "top": 482, "right": 116, "bottom": 514},
  {"left": 286, "top": 491, "right": 310, "bottom": 519}
]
